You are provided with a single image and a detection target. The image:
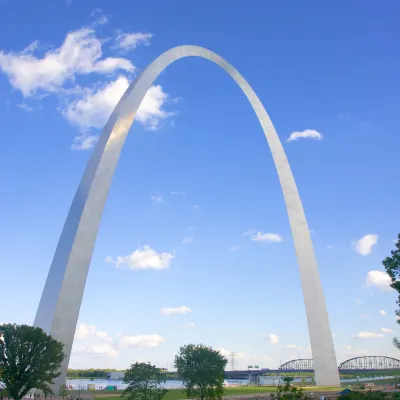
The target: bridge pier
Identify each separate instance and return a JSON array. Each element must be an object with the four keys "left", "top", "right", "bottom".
[{"left": 249, "top": 374, "right": 260, "bottom": 386}]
